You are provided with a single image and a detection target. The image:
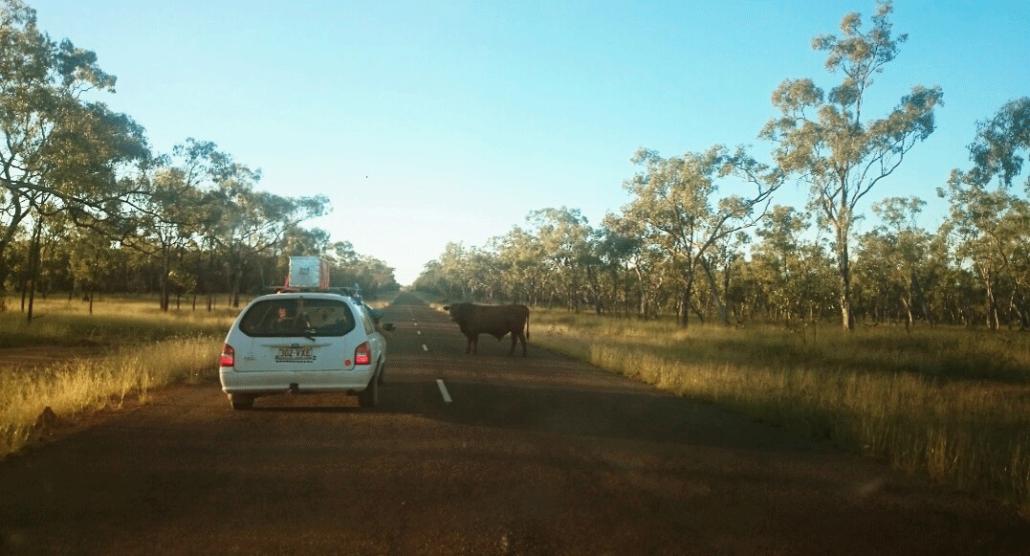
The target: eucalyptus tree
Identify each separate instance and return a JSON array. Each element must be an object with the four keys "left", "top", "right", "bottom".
[
  {"left": 326, "top": 238, "right": 399, "bottom": 296},
  {"left": 702, "top": 230, "right": 750, "bottom": 325},
  {"left": 856, "top": 196, "right": 931, "bottom": 327},
  {"left": 435, "top": 242, "right": 472, "bottom": 299},
  {"left": 854, "top": 226, "right": 899, "bottom": 324},
  {"left": 355, "top": 256, "right": 399, "bottom": 297},
  {"left": 414, "top": 259, "right": 444, "bottom": 294},
  {"left": 622, "top": 146, "right": 779, "bottom": 326},
  {"left": 596, "top": 213, "right": 643, "bottom": 315},
  {"left": 281, "top": 226, "right": 331, "bottom": 258},
  {"left": 493, "top": 226, "right": 546, "bottom": 305},
  {"left": 220, "top": 187, "right": 328, "bottom": 306},
  {"left": 176, "top": 143, "right": 328, "bottom": 306},
  {"left": 67, "top": 227, "right": 119, "bottom": 314},
  {"left": 752, "top": 205, "right": 809, "bottom": 322},
  {"left": 464, "top": 247, "right": 502, "bottom": 301},
  {"left": 128, "top": 167, "right": 209, "bottom": 311},
  {"left": 20, "top": 205, "right": 59, "bottom": 320},
  {"left": 943, "top": 182, "right": 1028, "bottom": 329},
  {"left": 965, "top": 97, "right": 1029, "bottom": 195},
  {"left": 761, "top": 1, "right": 942, "bottom": 330},
  {"left": 961, "top": 97, "right": 1029, "bottom": 328},
  {"left": 943, "top": 99, "right": 1030, "bottom": 329},
  {"left": 0, "top": 0, "right": 149, "bottom": 291},
  {"left": 329, "top": 240, "right": 359, "bottom": 266},
  {"left": 602, "top": 213, "right": 664, "bottom": 318},
  {"left": 273, "top": 226, "right": 331, "bottom": 285},
  {"left": 526, "top": 207, "right": 595, "bottom": 311}
]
